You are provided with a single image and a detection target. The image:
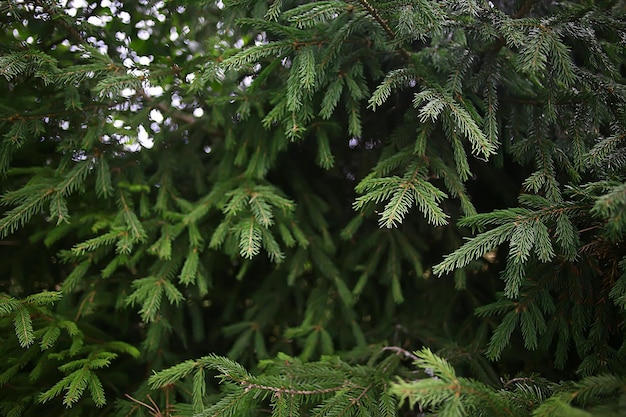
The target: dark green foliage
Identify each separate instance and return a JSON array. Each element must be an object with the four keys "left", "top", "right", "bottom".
[
  {"left": 392, "top": 348, "right": 626, "bottom": 417},
  {"left": 149, "top": 350, "right": 406, "bottom": 416},
  {"left": 1, "top": 0, "right": 626, "bottom": 416}
]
